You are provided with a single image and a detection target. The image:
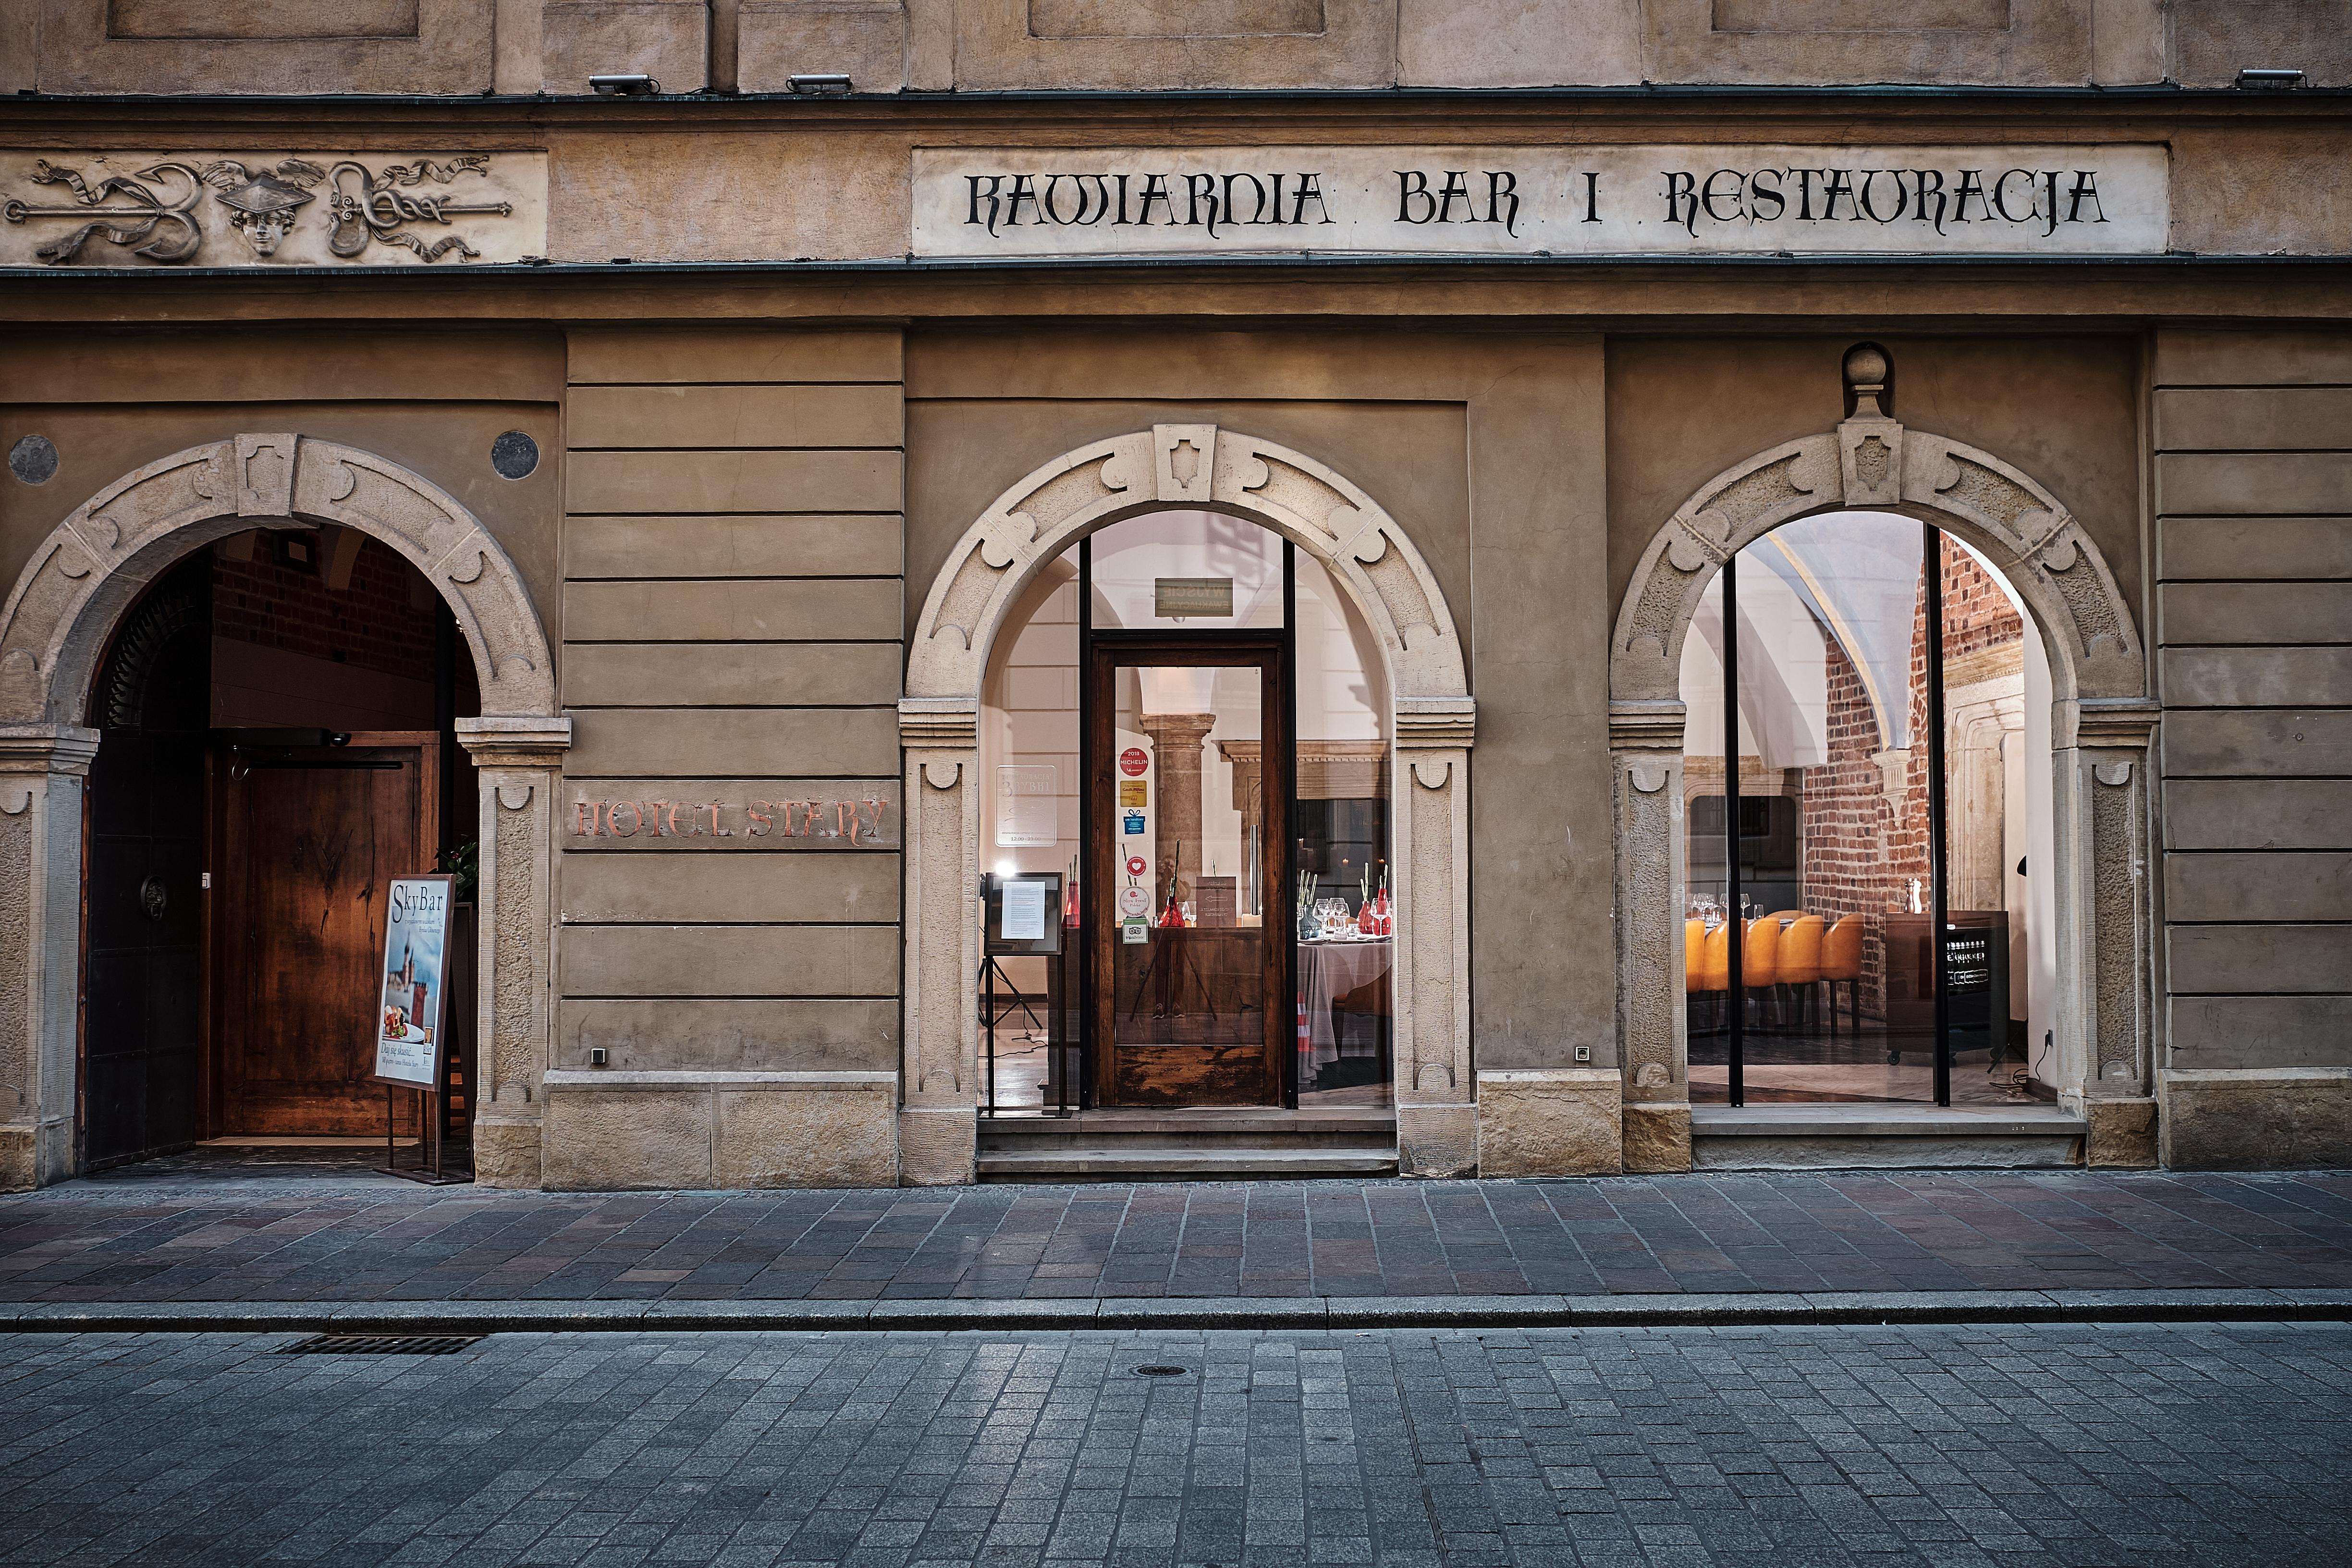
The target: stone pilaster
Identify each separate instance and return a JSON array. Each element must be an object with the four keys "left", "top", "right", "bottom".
[
  {"left": 456, "top": 715, "right": 572, "bottom": 1189},
  {"left": 1612, "top": 700, "right": 1692, "bottom": 1174},
  {"left": 899, "top": 697, "right": 980, "bottom": 1185},
  {"left": 1137, "top": 710, "right": 1216, "bottom": 905},
  {"left": 1393, "top": 697, "right": 1476, "bottom": 1176},
  {"left": 0, "top": 724, "right": 98, "bottom": 1191},
  {"left": 2055, "top": 698, "right": 2159, "bottom": 1167}
]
